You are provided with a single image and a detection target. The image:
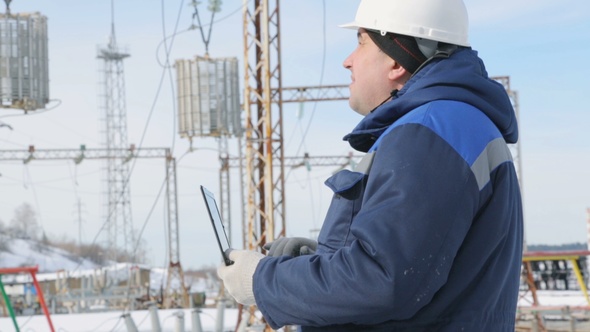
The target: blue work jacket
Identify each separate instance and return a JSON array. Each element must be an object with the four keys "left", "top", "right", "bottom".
[{"left": 253, "top": 48, "right": 523, "bottom": 331}]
